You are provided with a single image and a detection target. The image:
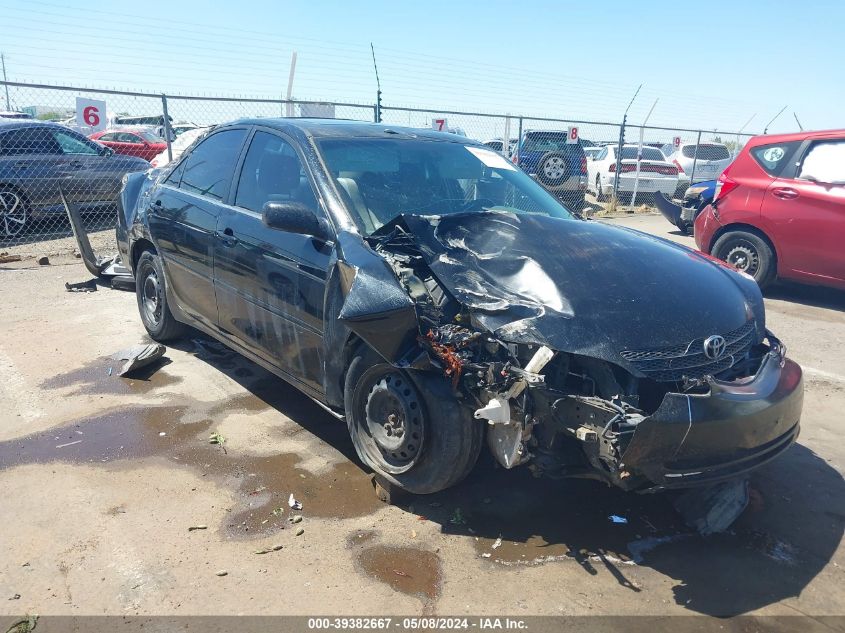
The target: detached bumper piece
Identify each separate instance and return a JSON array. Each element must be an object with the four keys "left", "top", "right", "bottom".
[{"left": 620, "top": 343, "right": 803, "bottom": 491}]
